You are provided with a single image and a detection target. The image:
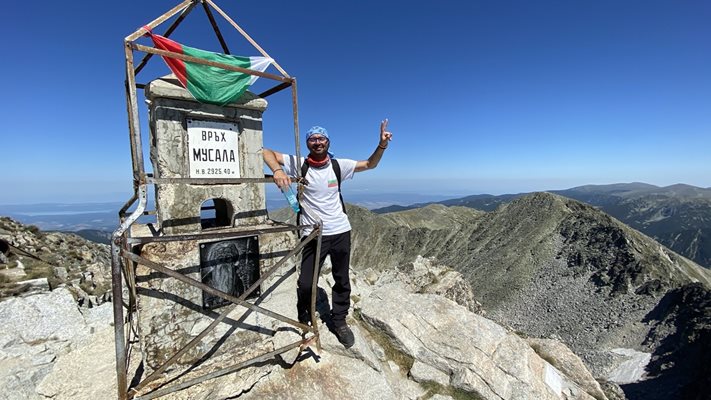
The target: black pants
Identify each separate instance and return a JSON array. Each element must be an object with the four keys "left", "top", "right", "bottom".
[{"left": 297, "top": 231, "right": 351, "bottom": 324}]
